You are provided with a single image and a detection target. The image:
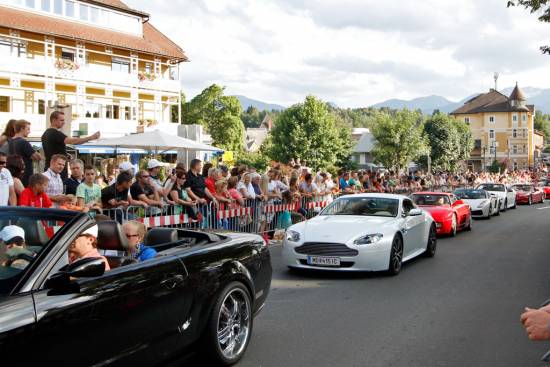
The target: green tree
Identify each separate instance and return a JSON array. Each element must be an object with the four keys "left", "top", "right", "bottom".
[
  {"left": 534, "top": 110, "right": 550, "bottom": 142},
  {"left": 268, "top": 95, "right": 351, "bottom": 169},
  {"left": 370, "top": 109, "right": 428, "bottom": 171},
  {"left": 507, "top": 1, "right": 550, "bottom": 54},
  {"left": 424, "top": 113, "right": 473, "bottom": 172},
  {"left": 241, "top": 106, "right": 262, "bottom": 128},
  {"left": 182, "top": 84, "right": 245, "bottom": 152}
]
